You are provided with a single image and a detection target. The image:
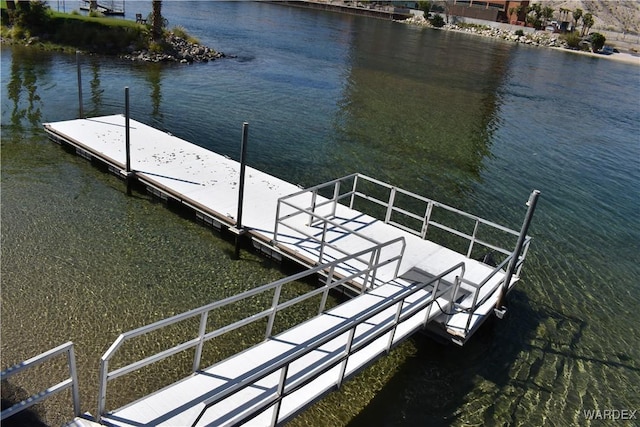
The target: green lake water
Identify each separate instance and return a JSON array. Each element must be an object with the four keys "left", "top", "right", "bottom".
[{"left": 1, "top": 2, "right": 639, "bottom": 426}]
